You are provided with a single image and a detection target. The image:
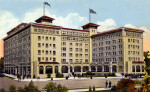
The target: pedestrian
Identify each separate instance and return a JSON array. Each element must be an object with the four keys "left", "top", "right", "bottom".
[
  {"left": 109, "top": 81, "right": 112, "bottom": 88},
  {"left": 105, "top": 80, "right": 108, "bottom": 88}
]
